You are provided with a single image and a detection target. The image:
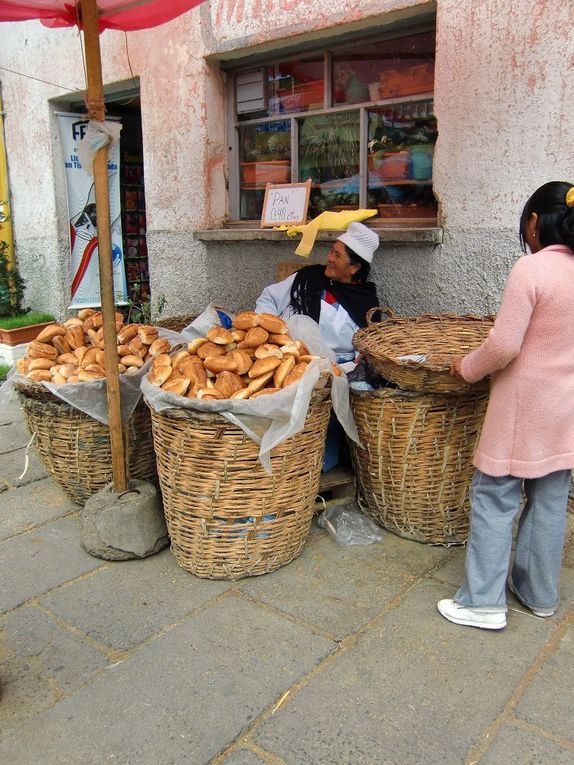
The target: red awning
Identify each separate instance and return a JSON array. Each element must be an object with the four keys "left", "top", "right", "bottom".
[{"left": 0, "top": 0, "right": 202, "bottom": 31}]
